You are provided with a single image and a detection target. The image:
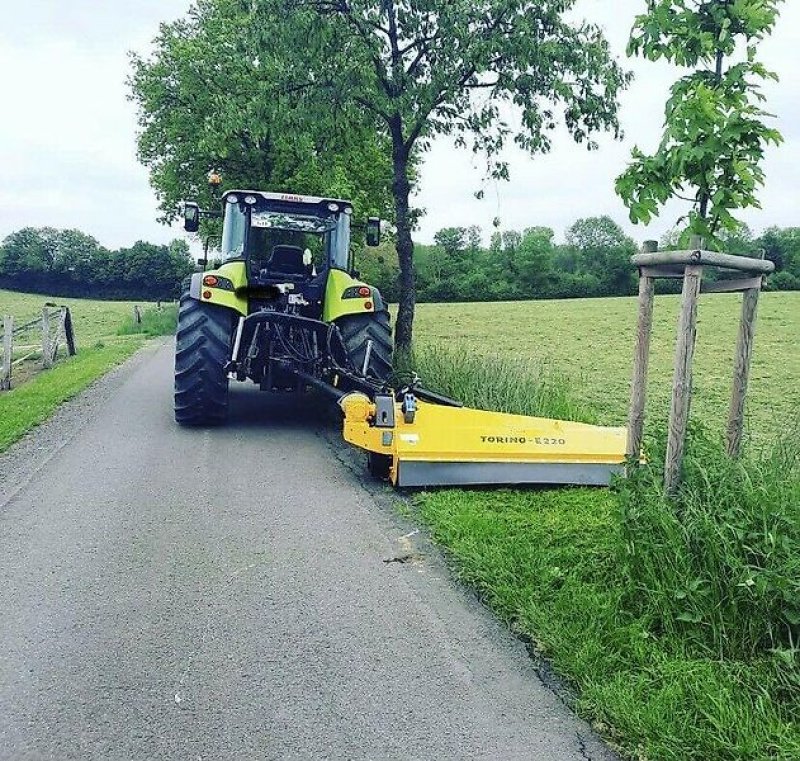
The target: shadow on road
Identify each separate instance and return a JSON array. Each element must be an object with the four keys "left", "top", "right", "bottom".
[{"left": 227, "top": 383, "right": 338, "bottom": 432}]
